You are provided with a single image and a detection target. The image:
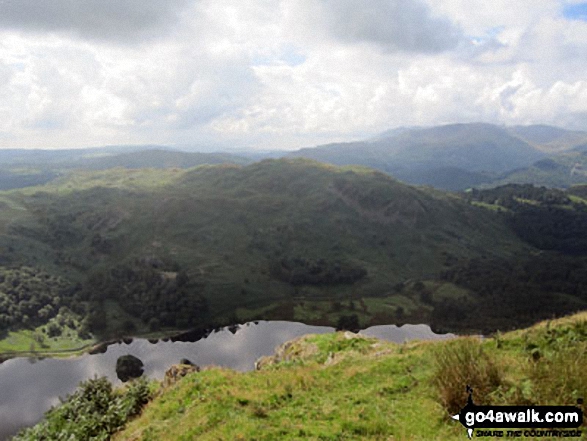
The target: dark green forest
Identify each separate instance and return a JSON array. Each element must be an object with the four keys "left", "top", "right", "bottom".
[{"left": 0, "top": 267, "right": 83, "bottom": 338}]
